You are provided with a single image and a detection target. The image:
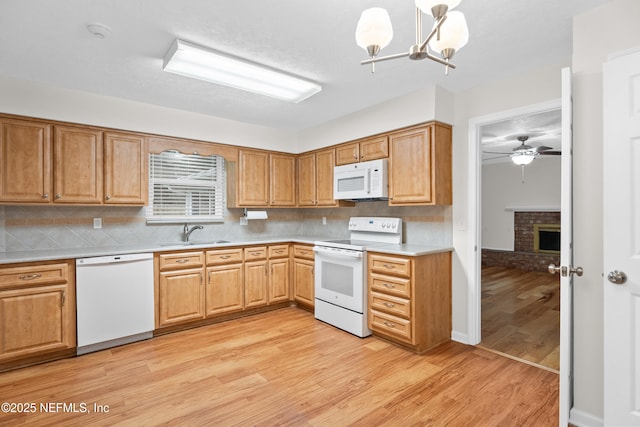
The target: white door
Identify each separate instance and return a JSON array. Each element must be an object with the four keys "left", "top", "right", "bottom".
[
  {"left": 558, "top": 67, "right": 574, "bottom": 427},
  {"left": 603, "top": 48, "right": 640, "bottom": 426}
]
